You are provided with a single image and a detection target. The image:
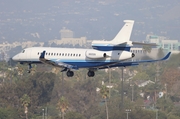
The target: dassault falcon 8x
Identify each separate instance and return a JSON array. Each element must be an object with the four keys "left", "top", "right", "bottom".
[{"left": 12, "top": 20, "right": 171, "bottom": 77}]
